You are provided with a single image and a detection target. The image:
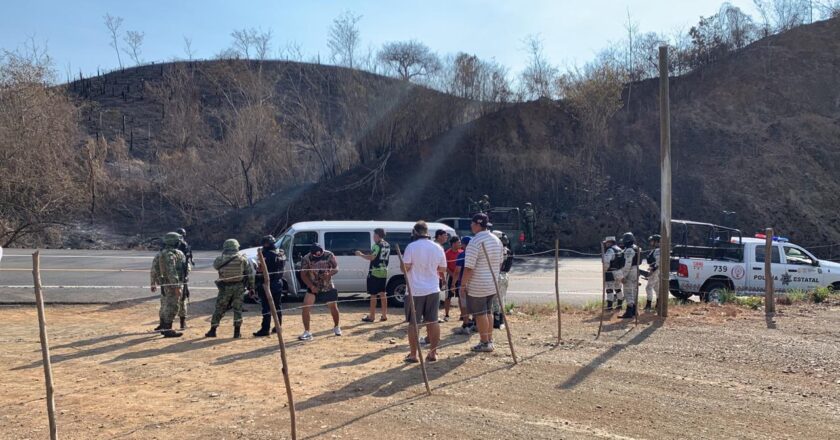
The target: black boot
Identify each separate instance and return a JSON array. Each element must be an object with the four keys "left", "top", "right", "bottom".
[
  {"left": 606, "top": 300, "right": 613, "bottom": 311},
  {"left": 205, "top": 325, "right": 218, "bottom": 338},
  {"left": 233, "top": 324, "right": 241, "bottom": 339},
  {"left": 619, "top": 305, "right": 636, "bottom": 319},
  {"left": 644, "top": 300, "right": 653, "bottom": 312},
  {"left": 154, "top": 319, "right": 164, "bottom": 331},
  {"left": 253, "top": 315, "right": 271, "bottom": 337},
  {"left": 161, "top": 323, "right": 183, "bottom": 338},
  {"left": 179, "top": 317, "right": 187, "bottom": 330},
  {"left": 616, "top": 299, "right": 624, "bottom": 310}
]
